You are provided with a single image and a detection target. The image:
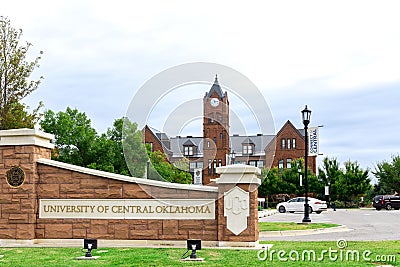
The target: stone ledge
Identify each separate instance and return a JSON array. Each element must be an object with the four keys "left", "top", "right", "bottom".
[
  {"left": 215, "top": 164, "right": 261, "bottom": 185},
  {"left": 0, "top": 239, "right": 265, "bottom": 248},
  {"left": 0, "top": 129, "right": 54, "bottom": 149}
]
